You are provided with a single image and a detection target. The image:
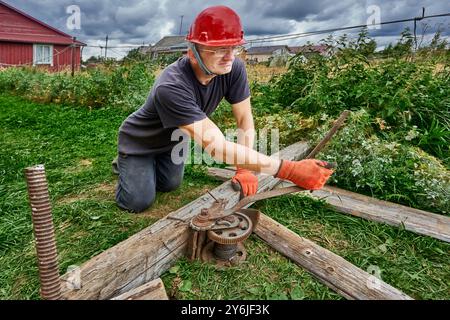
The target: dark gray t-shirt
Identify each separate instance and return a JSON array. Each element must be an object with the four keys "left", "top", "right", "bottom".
[{"left": 118, "top": 56, "right": 250, "bottom": 155}]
